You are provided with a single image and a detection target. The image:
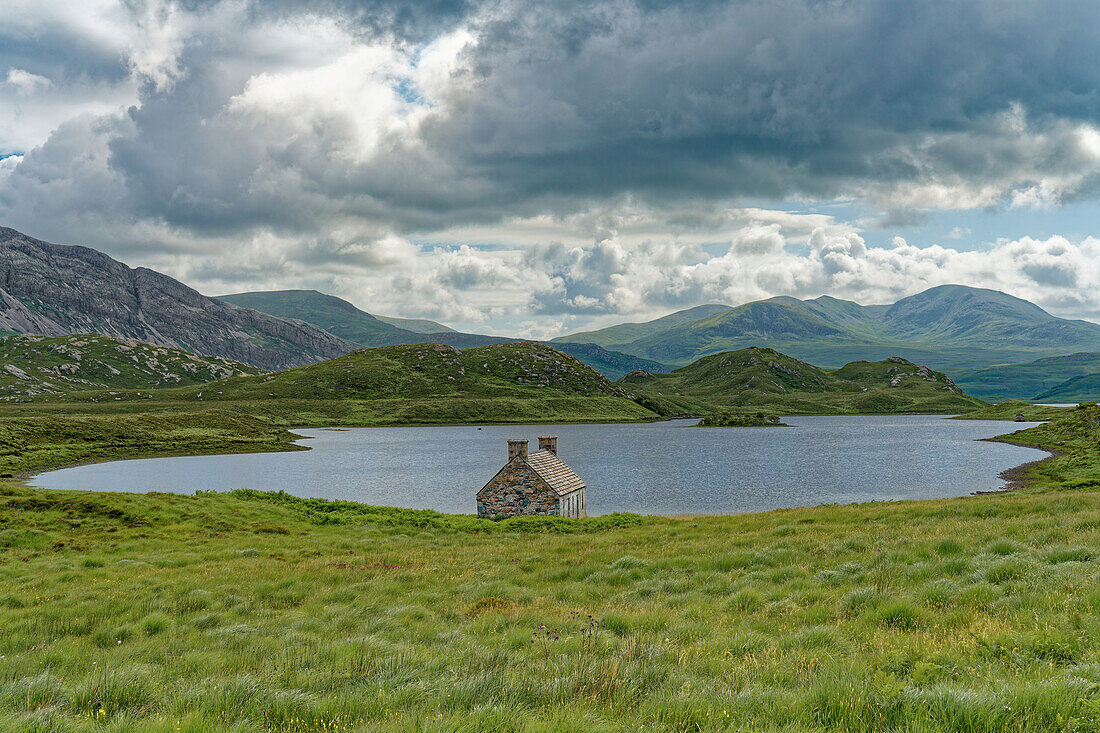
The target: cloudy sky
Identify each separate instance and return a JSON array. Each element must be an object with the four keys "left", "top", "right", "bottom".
[{"left": 2, "top": 0, "right": 1100, "bottom": 336}]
